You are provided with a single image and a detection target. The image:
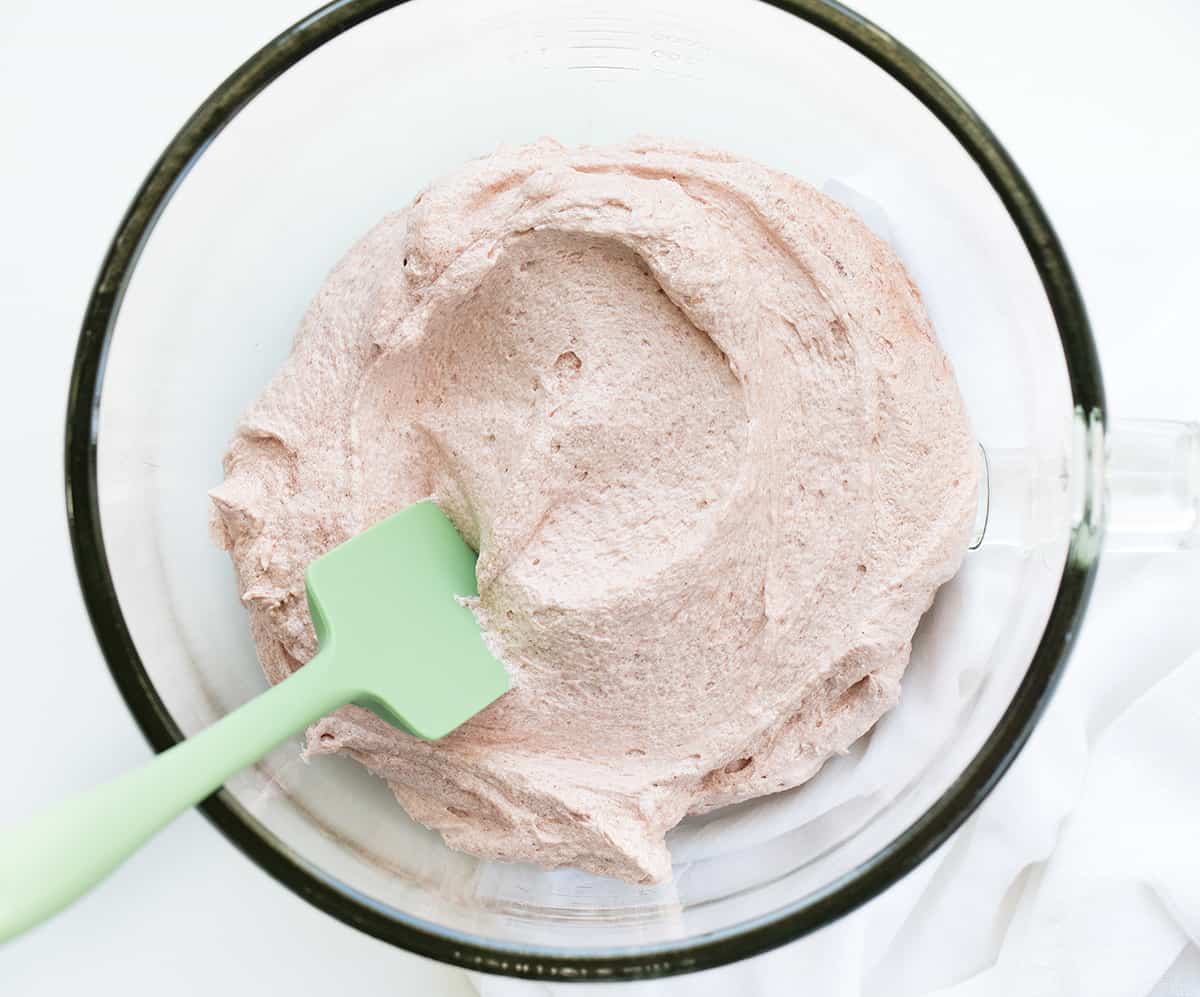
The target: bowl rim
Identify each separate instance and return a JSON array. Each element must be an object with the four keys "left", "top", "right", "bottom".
[{"left": 65, "top": 0, "right": 1105, "bottom": 981}]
